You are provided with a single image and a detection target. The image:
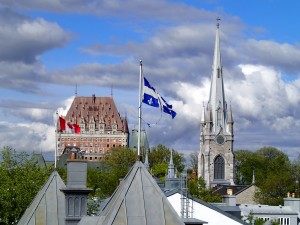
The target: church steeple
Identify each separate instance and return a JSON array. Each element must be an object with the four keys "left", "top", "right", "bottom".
[
  {"left": 208, "top": 18, "right": 227, "bottom": 133},
  {"left": 198, "top": 19, "right": 234, "bottom": 188}
]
